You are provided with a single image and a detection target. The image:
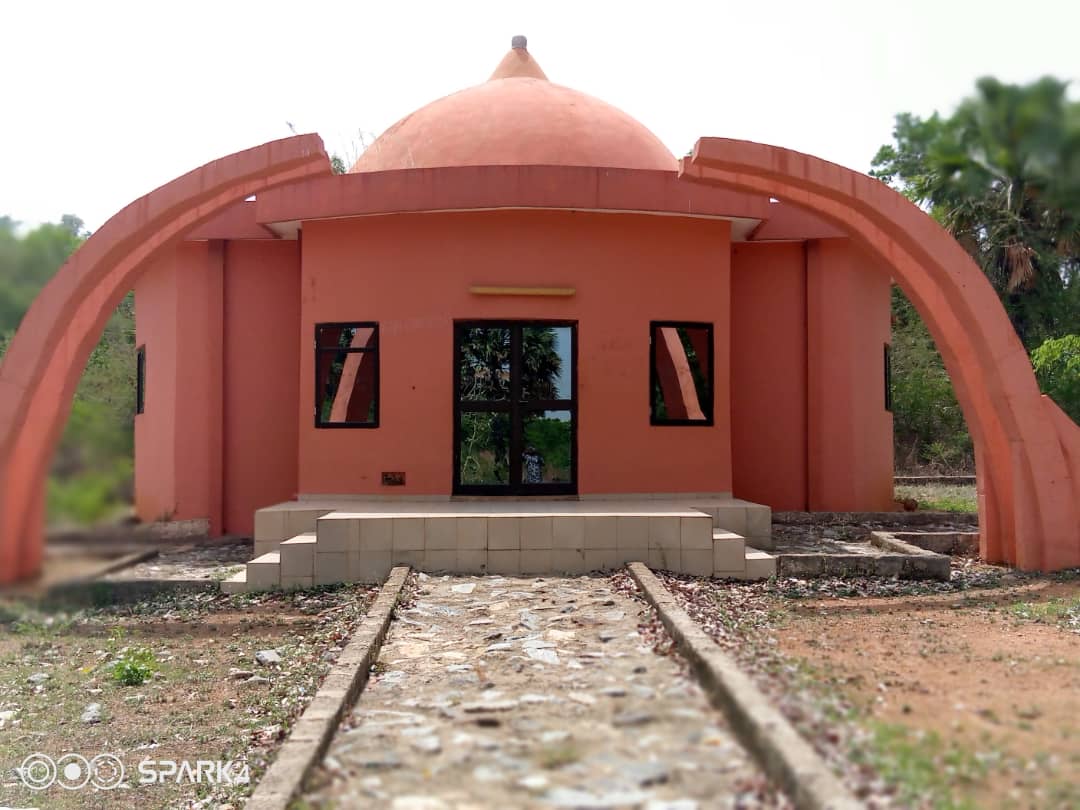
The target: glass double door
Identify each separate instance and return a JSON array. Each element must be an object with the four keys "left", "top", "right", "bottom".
[{"left": 454, "top": 321, "right": 577, "bottom": 495}]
